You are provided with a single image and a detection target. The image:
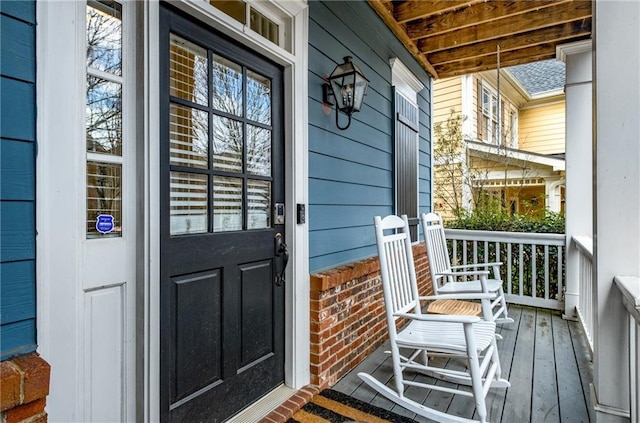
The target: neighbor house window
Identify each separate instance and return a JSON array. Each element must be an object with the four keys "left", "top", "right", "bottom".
[
  {"left": 480, "top": 84, "right": 498, "bottom": 144},
  {"left": 85, "top": 0, "right": 124, "bottom": 238}
]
